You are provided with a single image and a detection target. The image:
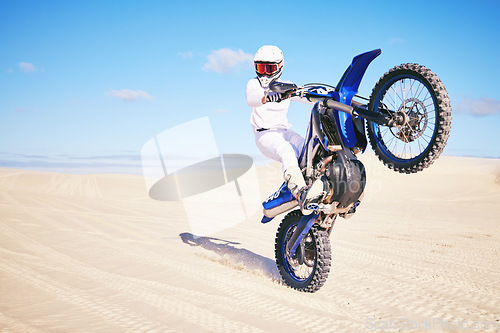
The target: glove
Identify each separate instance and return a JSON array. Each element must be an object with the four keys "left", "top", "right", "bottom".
[{"left": 266, "top": 92, "right": 282, "bottom": 103}]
